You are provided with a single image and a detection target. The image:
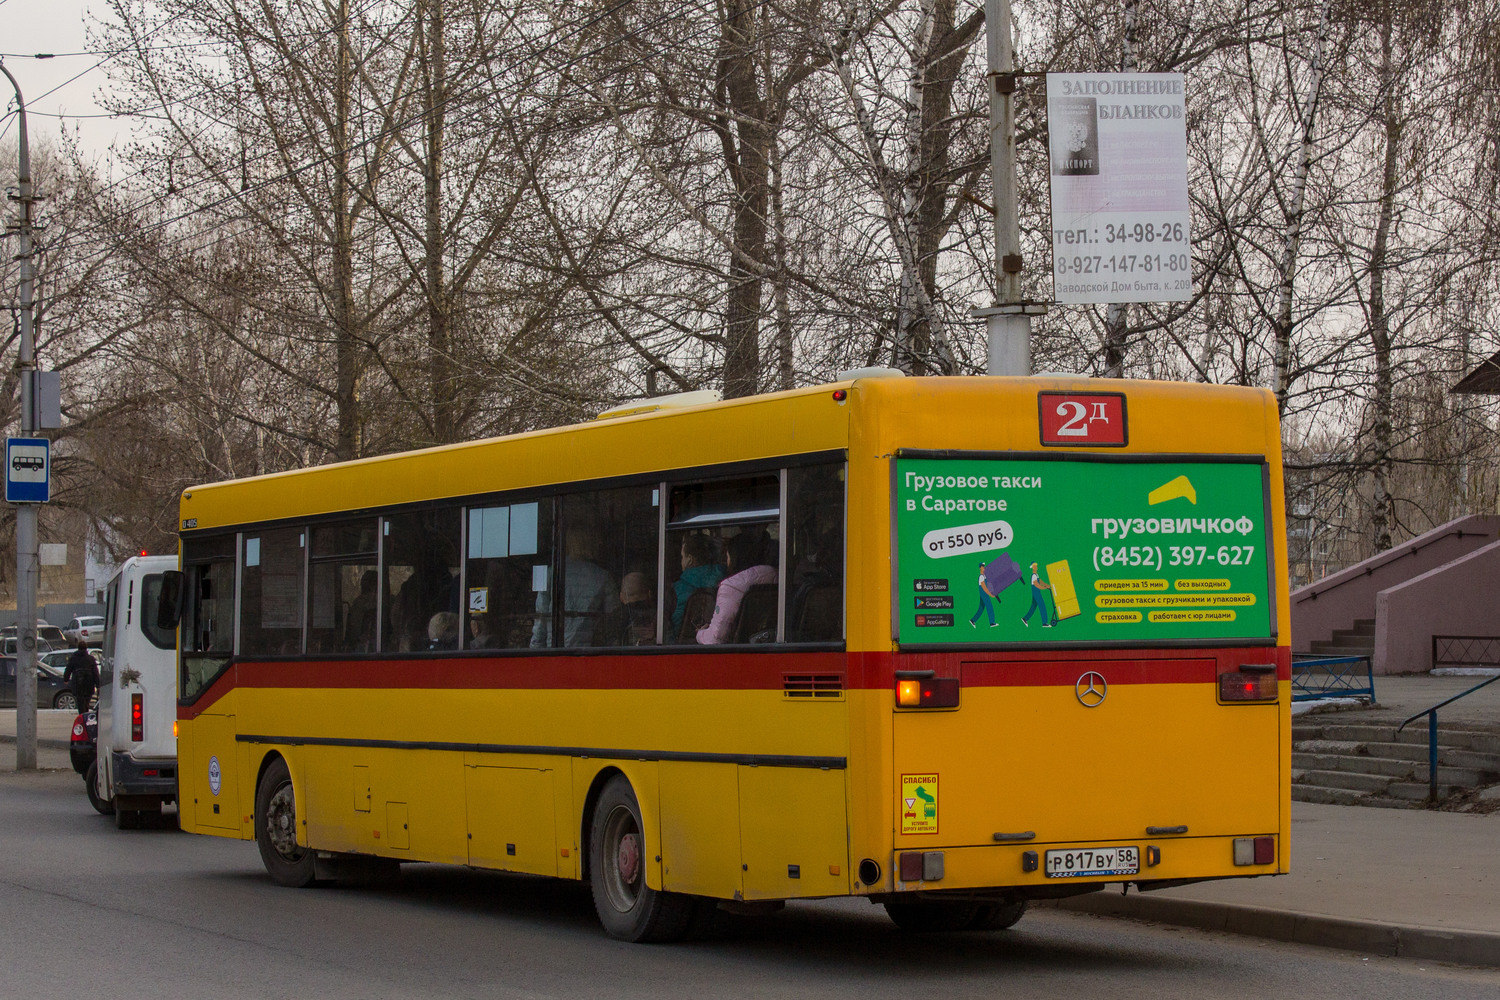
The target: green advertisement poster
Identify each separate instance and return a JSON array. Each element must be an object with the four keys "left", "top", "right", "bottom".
[{"left": 895, "top": 457, "right": 1273, "bottom": 645}]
